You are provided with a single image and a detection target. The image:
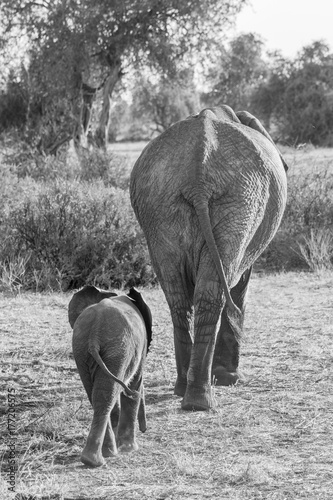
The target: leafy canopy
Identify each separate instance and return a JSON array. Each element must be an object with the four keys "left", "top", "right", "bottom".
[
  {"left": 2, "top": 0, "right": 247, "bottom": 77},
  {"left": 0, "top": 0, "right": 246, "bottom": 149}
]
